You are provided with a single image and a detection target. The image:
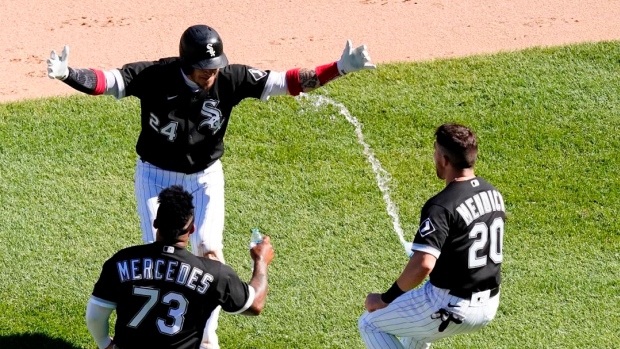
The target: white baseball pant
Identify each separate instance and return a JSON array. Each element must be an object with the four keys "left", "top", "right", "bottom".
[
  {"left": 134, "top": 158, "right": 225, "bottom": 348},
  {"left": 359, "top": 282, "right": 500, "bottom": 349}
]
